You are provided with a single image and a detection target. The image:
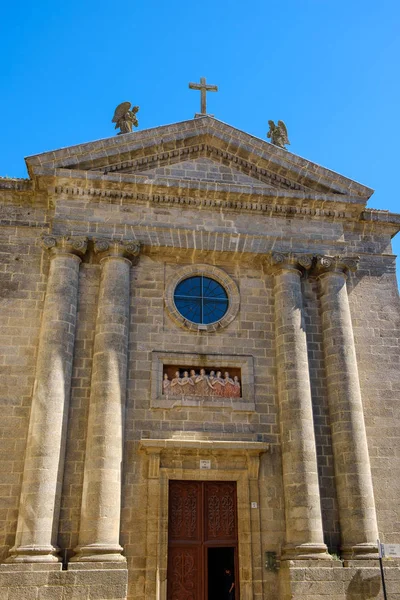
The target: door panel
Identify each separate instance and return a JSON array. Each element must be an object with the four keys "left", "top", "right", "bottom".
[
  {"left": 169, "top": 481, "right": 202, "bottom": 542},
  {"left": 167, "top": 546, "right": 202, "bottom": 600},
  {"left": 205, "top": 482, "right": 237, "bottom": 542},
  {"left": 167, "top": 481, "right": 238, "bottom": 600}
]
